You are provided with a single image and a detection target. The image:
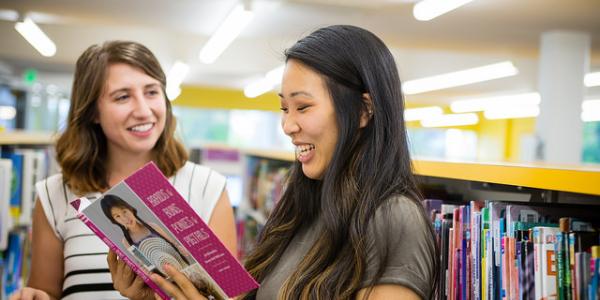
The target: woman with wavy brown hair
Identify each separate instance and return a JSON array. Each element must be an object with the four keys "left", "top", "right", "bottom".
[
  {"left": 9, "top": 41, "right": 237, "bottom": 300},
  {"left": 145, "top": 25, "right": 438, "bottom": 300}
]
